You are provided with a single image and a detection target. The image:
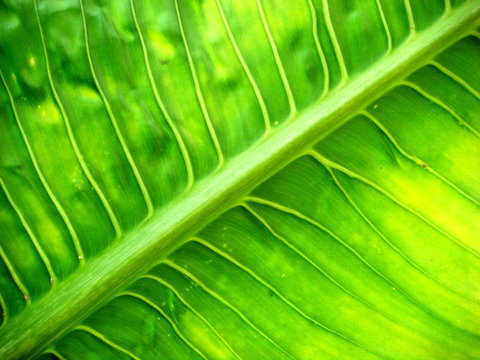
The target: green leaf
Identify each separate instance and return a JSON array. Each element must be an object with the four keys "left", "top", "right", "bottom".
[{"left": 1, "top": 0, "right": 479, "bottom": 358}]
